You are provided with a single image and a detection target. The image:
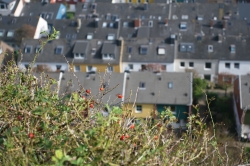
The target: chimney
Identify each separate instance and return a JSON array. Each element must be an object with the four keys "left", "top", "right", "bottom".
[
  {"left": 210, "top": 19, "right": 214, "bottom": 29},
  {"left": 165, "top": 18, "right": 168, "bottom": 26},
  {"left": 134, "top": 19, "right": 141, "bottom": 28},
  {"left": 94, "top": 18, "right": 99, "bottom": 28}
]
